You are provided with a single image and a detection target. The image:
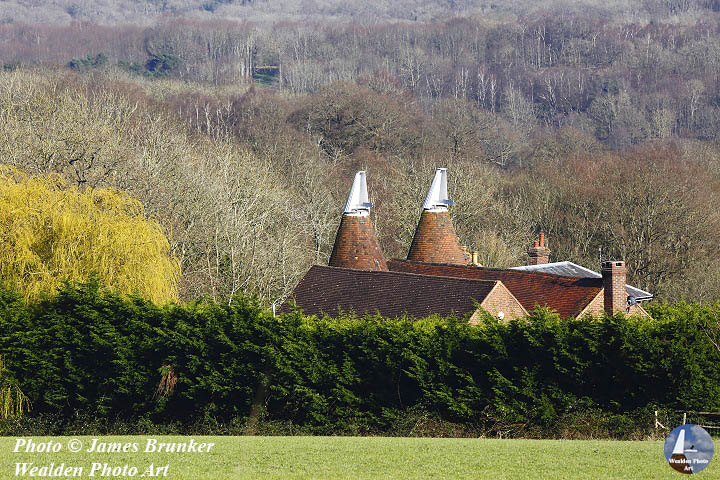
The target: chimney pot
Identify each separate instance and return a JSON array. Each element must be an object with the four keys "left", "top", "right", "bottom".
[{"left": 528, "top": 234, "right": 551, "bottom": 265}]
